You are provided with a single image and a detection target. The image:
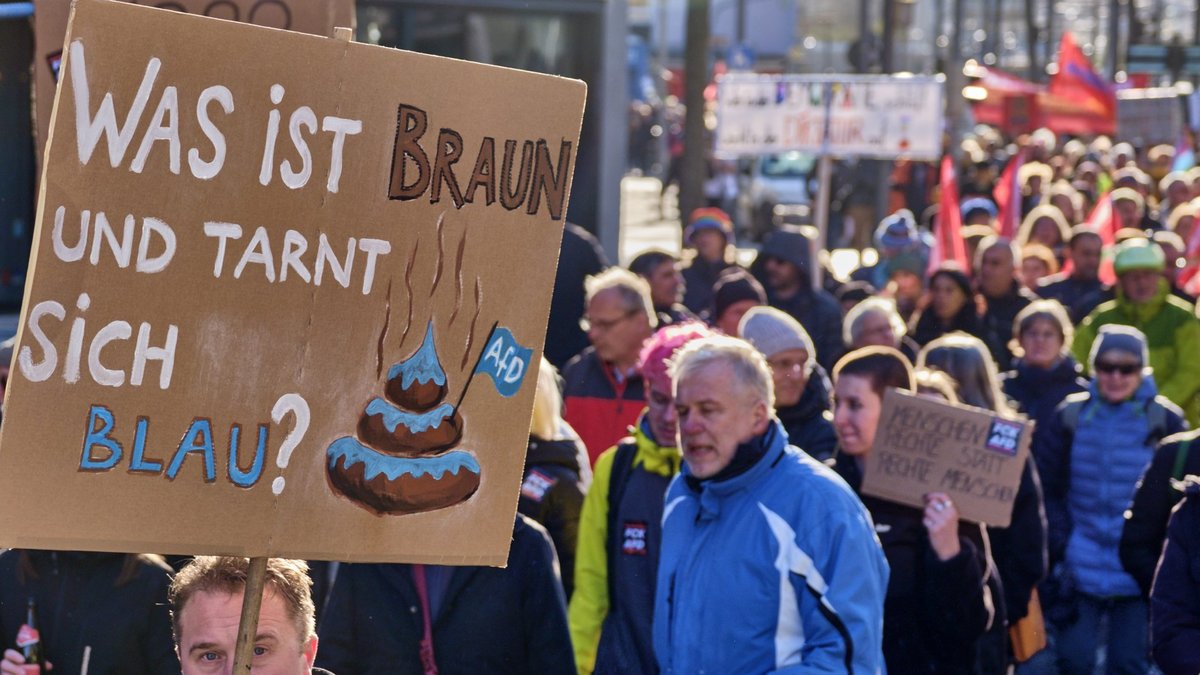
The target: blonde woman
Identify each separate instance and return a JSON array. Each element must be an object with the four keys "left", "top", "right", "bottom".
[{"left": 522, "top": 357, "right": 590, "bottom": 597}]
